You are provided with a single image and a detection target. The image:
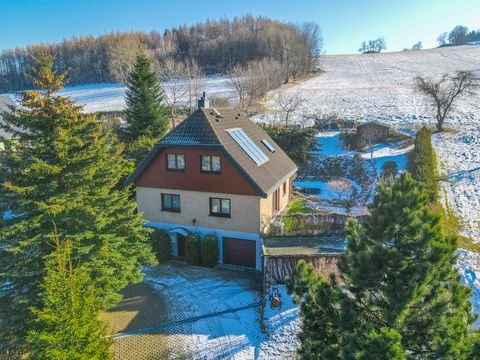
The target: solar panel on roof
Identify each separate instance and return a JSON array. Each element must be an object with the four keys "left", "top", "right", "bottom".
[
  {"left": 226, "top": 128, "right": 269, "bottom": 166},
  {"left": 261, "top": 139, "right": 275, "bottom": 153}
]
